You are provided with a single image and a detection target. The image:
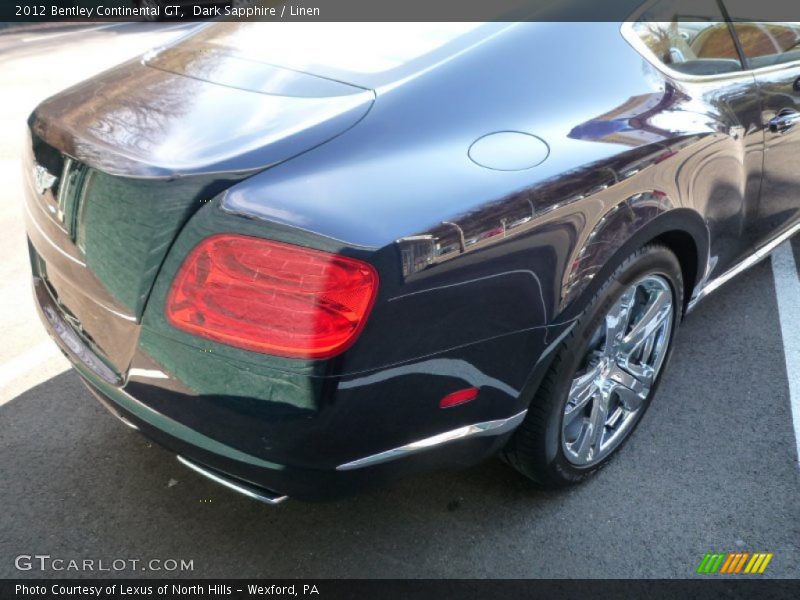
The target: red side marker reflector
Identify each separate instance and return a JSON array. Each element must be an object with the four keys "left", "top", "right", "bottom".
[{"left": 439, "top": 387, "right": 480, "bottom": 408}]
